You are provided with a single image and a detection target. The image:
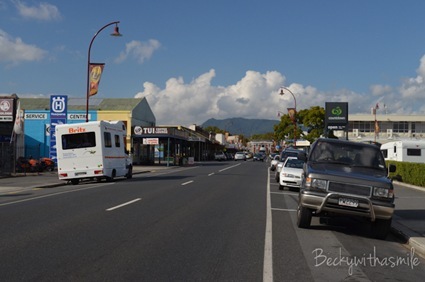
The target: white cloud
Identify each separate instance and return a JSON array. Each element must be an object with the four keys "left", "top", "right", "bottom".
[
  {"left": 134, "top": 62, "right": 425, "bottom": 126},
  {"left": 14, "top": 1, "right": 61, "bottom": 21},
  {"left": 0, "top": 29, "right": 47, "bottom": 65},
  {"left": 370, "top": 84, "right": 392, "bottom": 96},
  {"left": 115, "top": 39, "right": 161, "bottom": 64},
  {"left": 398, "top": 54, "right": 425, "bottom": 100}
]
